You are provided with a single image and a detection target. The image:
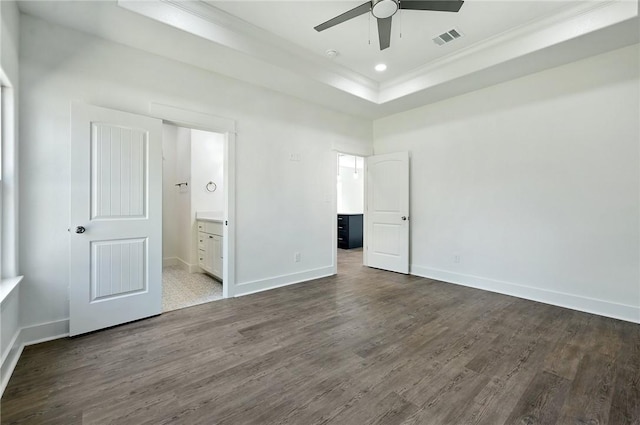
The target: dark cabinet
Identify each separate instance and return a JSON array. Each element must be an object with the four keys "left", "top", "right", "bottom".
[{"left": 337, "top": 214, "right": 363, "bottom": 249}]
